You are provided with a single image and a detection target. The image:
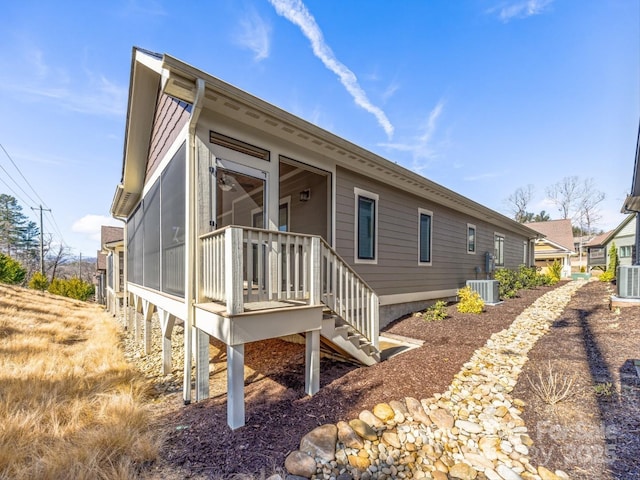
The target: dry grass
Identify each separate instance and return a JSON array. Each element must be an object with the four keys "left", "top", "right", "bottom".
[
  {"left": 0, "top": 284, "right": 162, "bottom": 480},
  {"left": 526, "top": 361, "right": 578, "bottom": 406}
]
